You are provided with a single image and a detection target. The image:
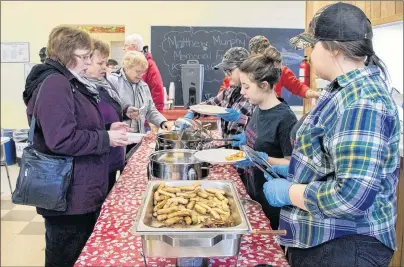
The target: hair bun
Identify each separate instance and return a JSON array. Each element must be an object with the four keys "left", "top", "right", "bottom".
[{"left": 263, "top": 46, "right": 282, "bottom": 66}]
